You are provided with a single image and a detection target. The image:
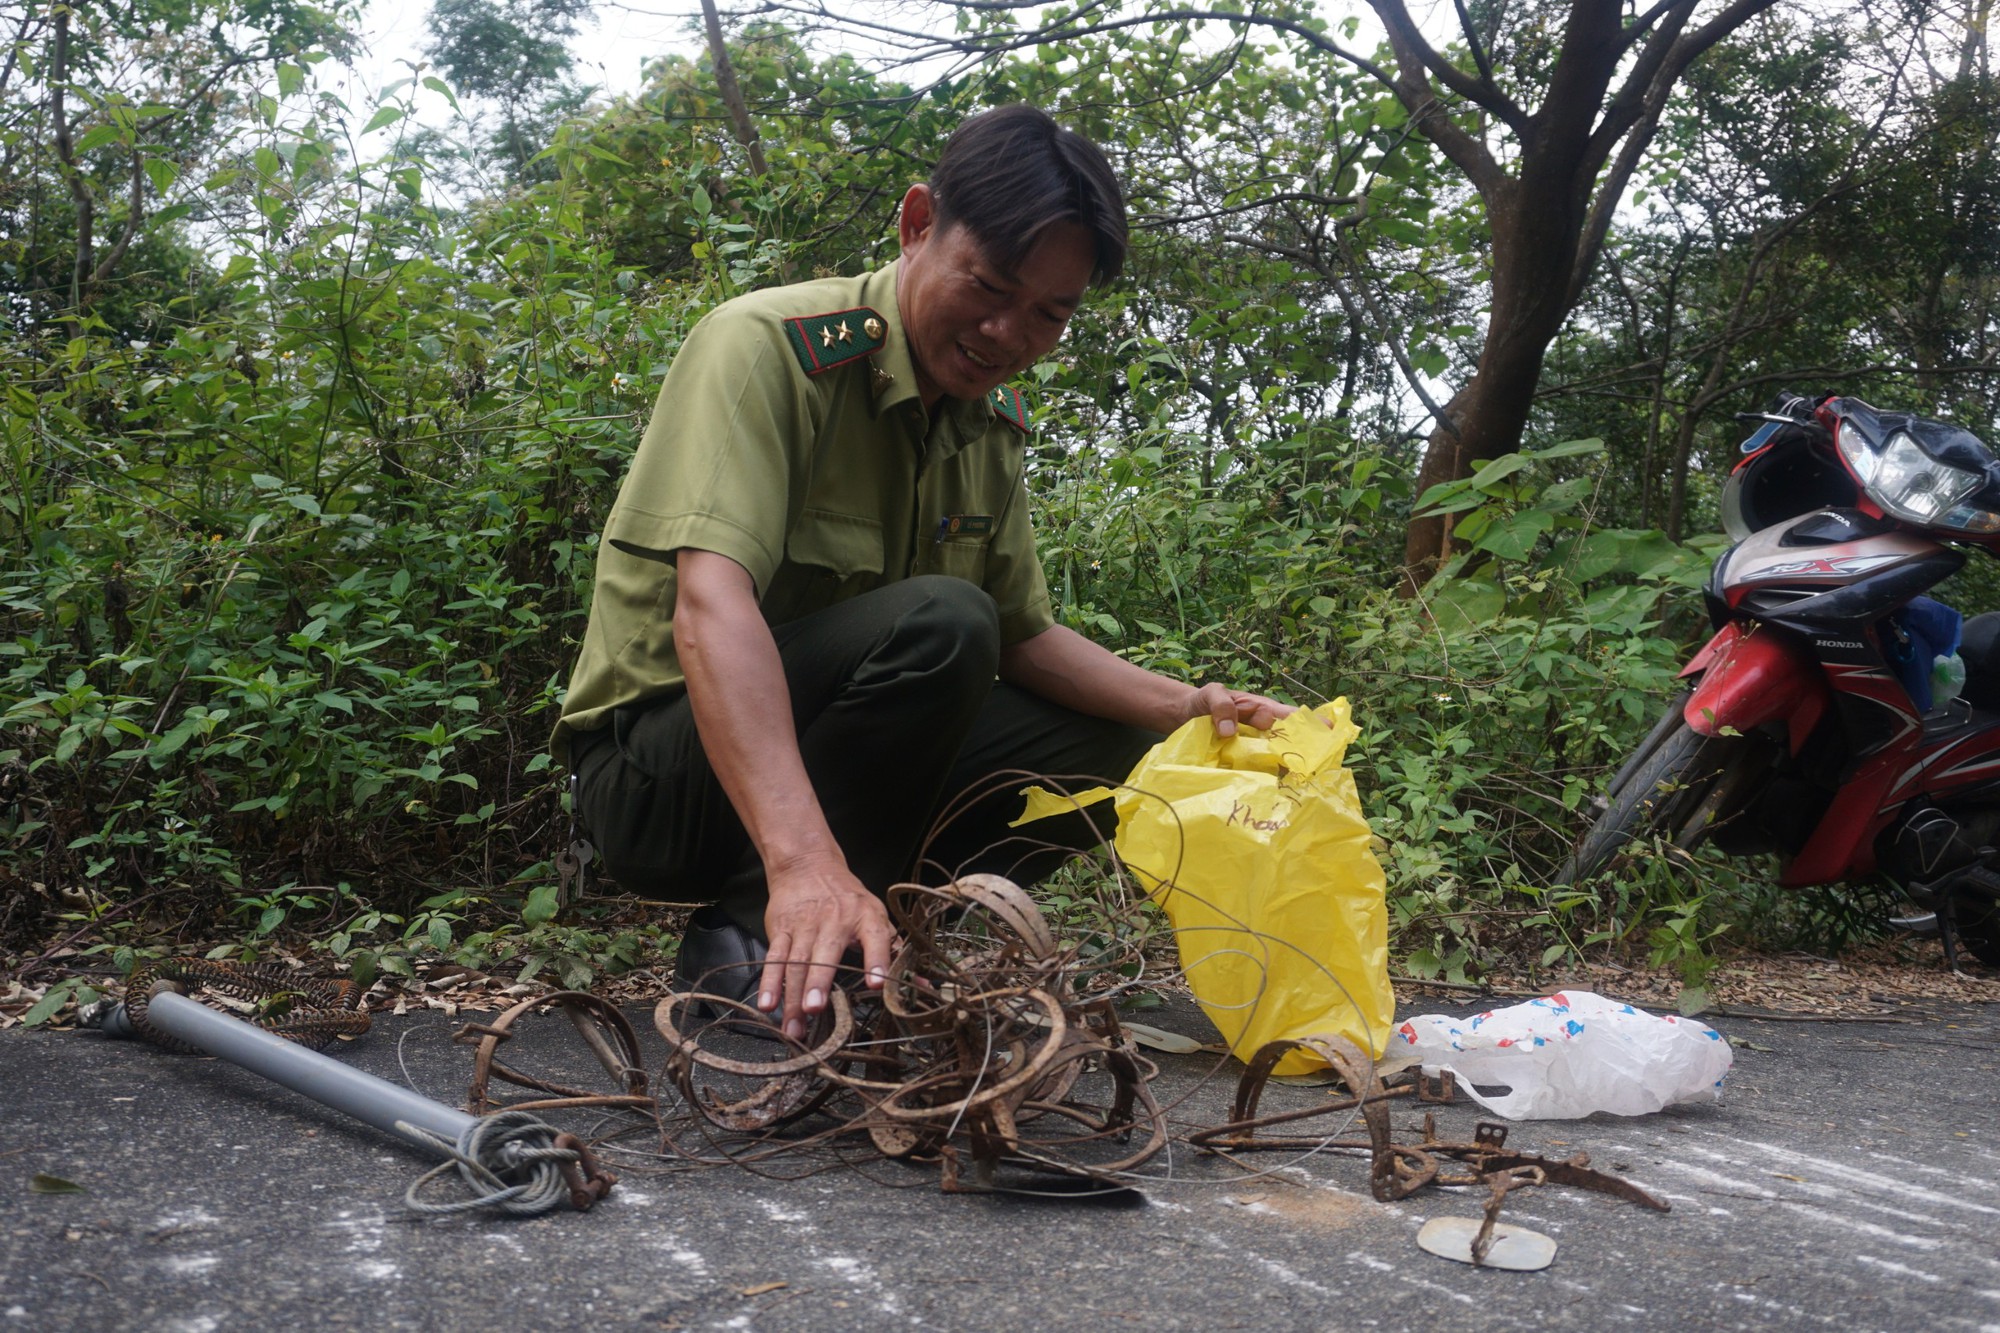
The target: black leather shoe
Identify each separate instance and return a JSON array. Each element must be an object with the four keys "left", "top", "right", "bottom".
[{"left": 671, "top": 906, "right": 770, "bottom": 1025}]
